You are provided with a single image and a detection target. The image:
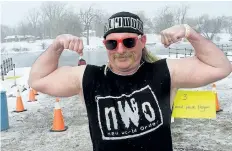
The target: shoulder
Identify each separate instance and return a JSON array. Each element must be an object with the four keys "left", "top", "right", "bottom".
[
  {"left": 82, "top": 64, "right": 106, "bottom": 83},
  {"left": 83, "top": 64, "right": 106, "bottom": 76},
  {"left": 145, "top": 58, "right": 169, "bottom": 72}
]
